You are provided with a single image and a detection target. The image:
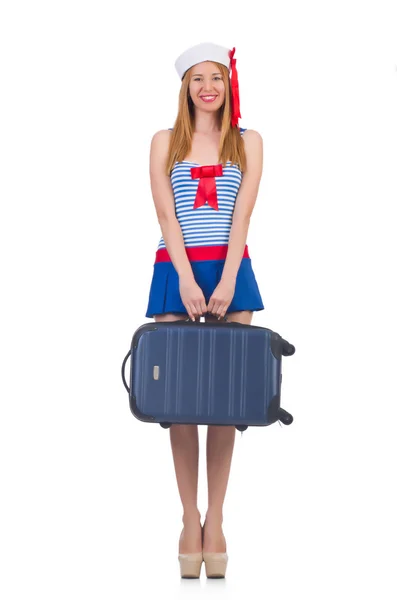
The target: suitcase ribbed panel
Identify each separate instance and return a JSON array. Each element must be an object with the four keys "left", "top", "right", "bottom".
[{"left": 132, "top": 324, "right": 281, "bottom": 426}]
